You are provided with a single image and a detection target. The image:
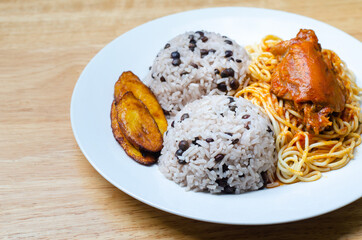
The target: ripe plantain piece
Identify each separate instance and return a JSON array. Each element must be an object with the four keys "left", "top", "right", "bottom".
[
  {"left": 114, "top": 71, "right": 168, "bottom": 136},
  {"left": 111, "top": 101, "right": 156, "bottom": 166},
  {"left": 116, "top": 91, "right": 163, "bottom": 153}
]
